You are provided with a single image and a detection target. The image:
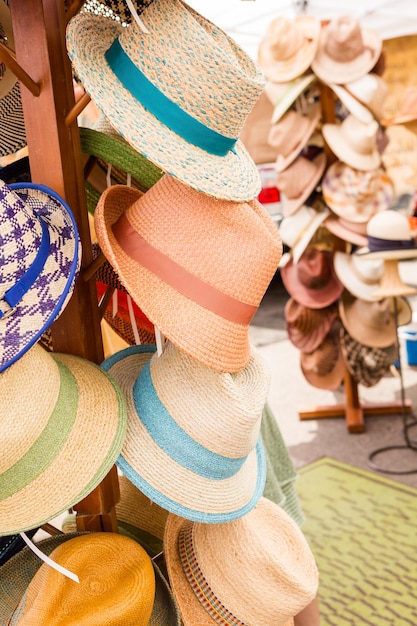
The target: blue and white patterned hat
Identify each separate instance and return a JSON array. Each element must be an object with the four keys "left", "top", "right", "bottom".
[{"left": 0, "top": 180, "right": 81, "bottom": 372}]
